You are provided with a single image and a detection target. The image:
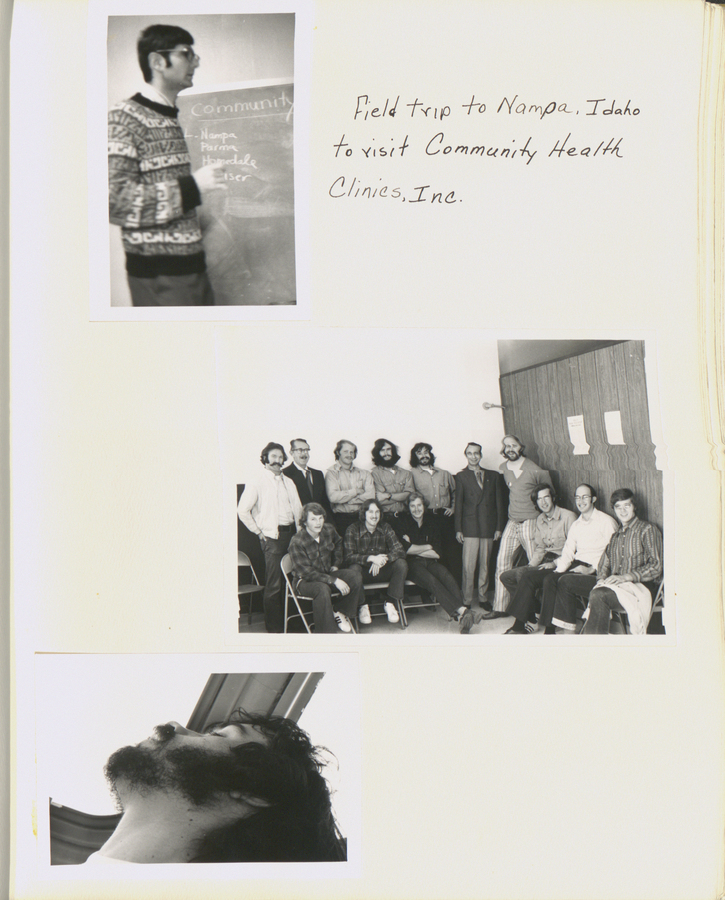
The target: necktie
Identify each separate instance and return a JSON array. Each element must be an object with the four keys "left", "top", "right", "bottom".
[
  {"left": 306, "top": 470, "right": 313, "bottom": 494},
  {"left": 475, "top": 469, "right": 483, "bottom": 489}
]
